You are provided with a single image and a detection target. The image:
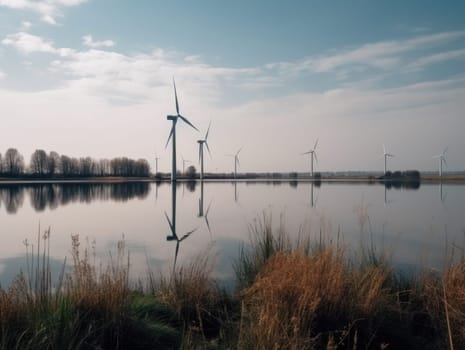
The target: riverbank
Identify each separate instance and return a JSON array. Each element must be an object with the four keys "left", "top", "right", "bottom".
[
  {"left": 0, "top": 173, "right": 464, "bottom": 184},
  {"left": 0, "top": 220, "right": 464, "bottom": 349}
]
